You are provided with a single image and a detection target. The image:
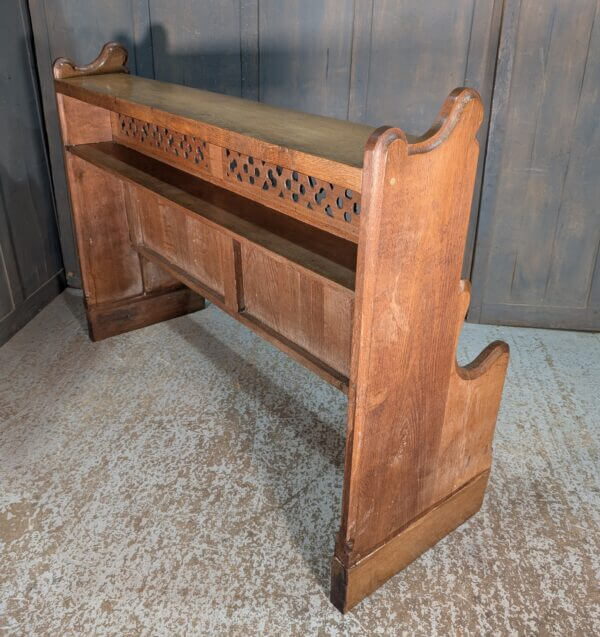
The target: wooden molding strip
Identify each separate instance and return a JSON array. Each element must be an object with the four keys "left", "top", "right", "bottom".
[{"left": 86, "top": 287, "right": 205, "bottom": 341}]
